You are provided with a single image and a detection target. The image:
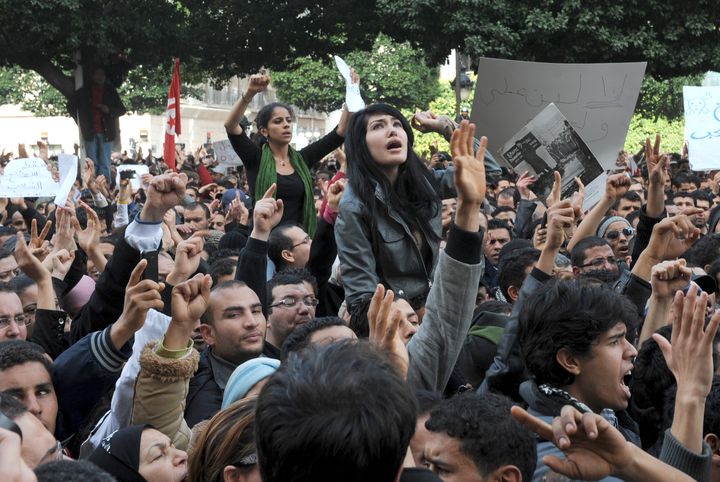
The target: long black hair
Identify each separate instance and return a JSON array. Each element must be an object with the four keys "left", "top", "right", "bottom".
[{"left": 344, "top": 103, "right": 439, "bottom": 238}]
